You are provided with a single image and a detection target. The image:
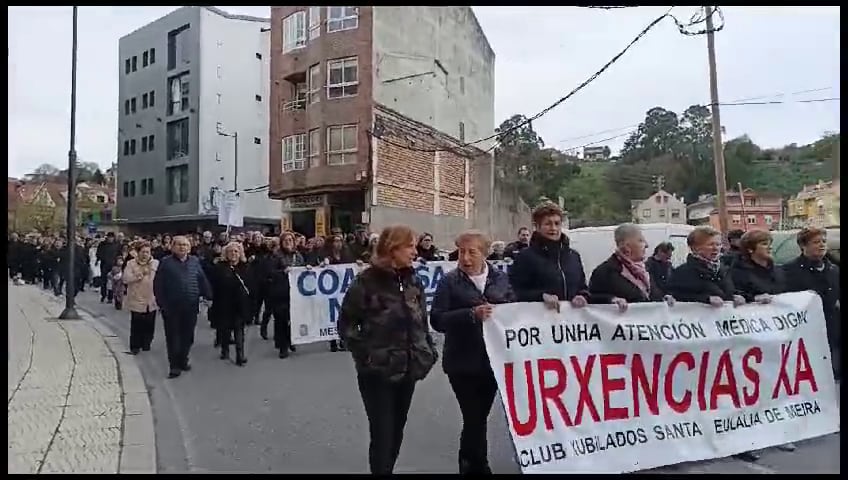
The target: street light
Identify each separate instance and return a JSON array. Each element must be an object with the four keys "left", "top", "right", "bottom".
[
  {"left": 59, "top": 5, "right": 80, "bottom": 320},
  {"left": 216, "top": 122, "right": 239, "bottom": 191}
]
